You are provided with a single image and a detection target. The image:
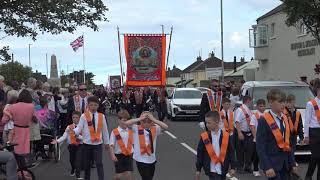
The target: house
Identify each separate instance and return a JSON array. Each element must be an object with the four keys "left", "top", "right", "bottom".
[
  {"left": 182, "top": 52, "right": 246, "bottom": 87},
  {"left": 166, "top": 65, "right": 183, "bottom": 87},
  {"left": 250, "top": 4, "right": 319, "bottom": 82},
  {"left": 225, "top": 60, "right": 259, "bottom": 82}
]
